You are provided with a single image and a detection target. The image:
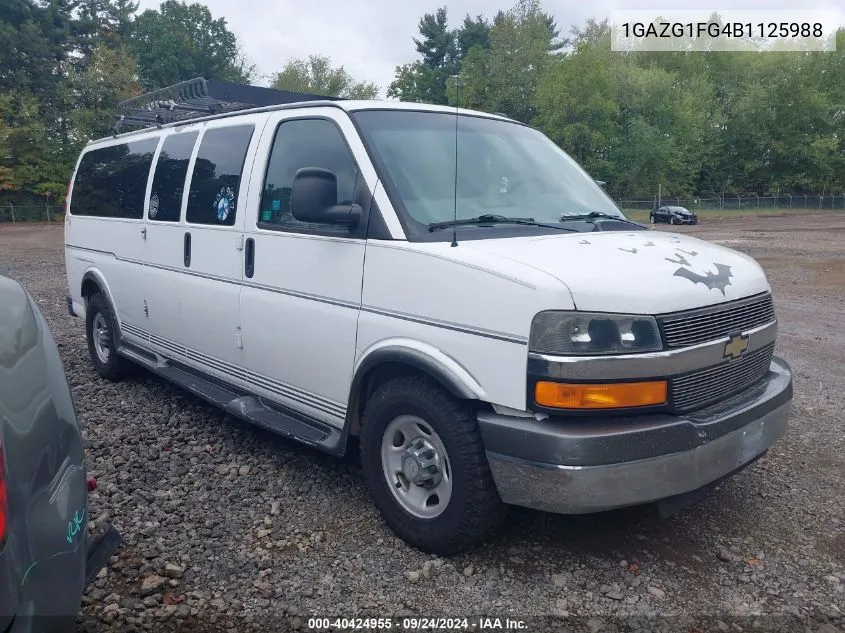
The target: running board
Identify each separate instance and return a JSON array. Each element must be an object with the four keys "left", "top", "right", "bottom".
[{"left": 119, "top": 341, "right": 345, "bottom": 455}]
